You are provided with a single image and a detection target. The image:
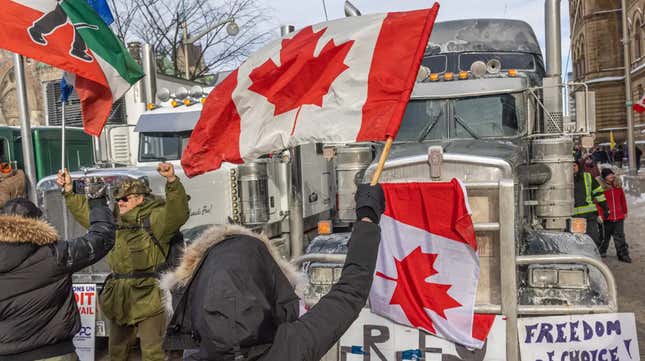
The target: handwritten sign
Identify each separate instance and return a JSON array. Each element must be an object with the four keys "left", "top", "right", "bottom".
[
  {"left": 518, "top": 313, "right": 640, "bottom": 361},
  {"left": 73, "top": 284, "right": 96, "bottom": 361},
  {"left": 339, "top": 309, "right": 506, "bottom": 360}
]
